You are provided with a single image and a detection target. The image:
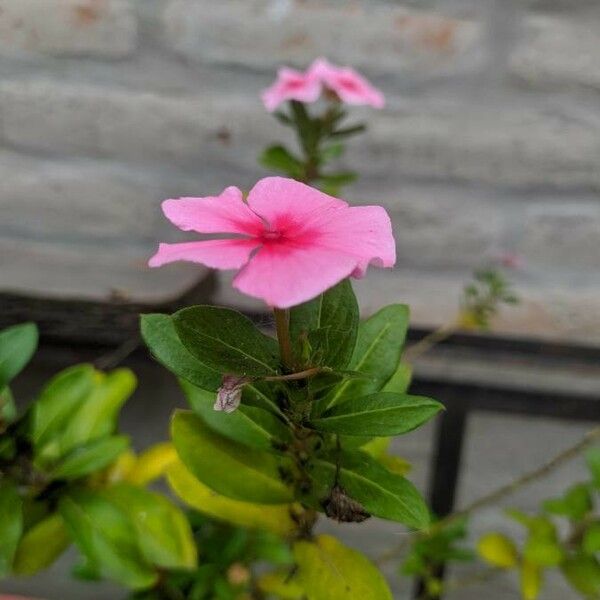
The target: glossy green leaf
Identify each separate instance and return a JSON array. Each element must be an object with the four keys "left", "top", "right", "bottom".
[
  {"left": 13, "top": 513, "right": 70, "bottom": 575},
  {"left": 0, "top": 322, "right": 38, "bottom": 388},
  {"left": 293, "top": 534, "right": 392, "bottom": 600},
  {"left": 562, "top": 554, "right": 600, "bottom": 598},
  {"left": 171, "top": 410, "right": 293, "bottom": 504},
  {"left": 289, "top": 279, "right": 359, "bottom": 370},
  {"left": 105, "top": 483, "right": 196, "bottom": 571},
  {"left": 167, "top": 460, "right": 297, "bottom": 536},
  {"left": 260, "top": 144, "right": 304, "bottom": 178},
  {"left": 308, "top": 450, "right": 429, "bottom": 528},
  {"left": 140, "top": 313, "right": 221, "bottom": 391},
  {"left": 310, "top": 393, "right": 442, "bottom": 436},
  {"left": 59, "top": 490, "right": 157, "bottom": 589},
  {"left": 321, "top": 305, "right": 410, "bottom": 411},
  {"left": 51, "top": 435, "right": 130, "bottom": 480},
  {"left": 180, "top": 380, "right": 291, "bottom": 451},
  {"left": 0, "top": 480, "right": 22, "bottom": 577},
  {"left": 382, "top": 362, "right": 413, "bottom": 394},
  {"left": 173, "top": 306, "right": 280, "bottom": 376}
]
